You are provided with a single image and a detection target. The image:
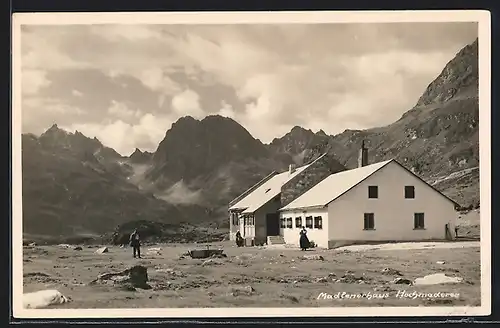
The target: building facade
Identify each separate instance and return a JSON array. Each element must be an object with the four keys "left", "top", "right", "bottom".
[
  {"left": 228, "top": 153, "right": 345, "bottom": 245},
  {"left": 280, "top": 159, "right": 459, "bottom": 249}
]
